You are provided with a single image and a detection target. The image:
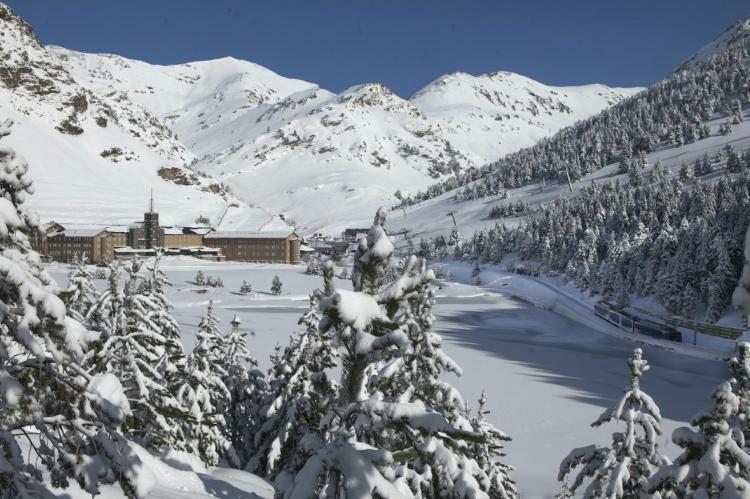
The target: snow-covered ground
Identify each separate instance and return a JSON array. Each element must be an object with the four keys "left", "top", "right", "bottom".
[
  {"left": 47, "top": 257, "right": 728, "bottom": 498},
  {"left": 44, "top": 440, "right": 275, "bottom": 499}
]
